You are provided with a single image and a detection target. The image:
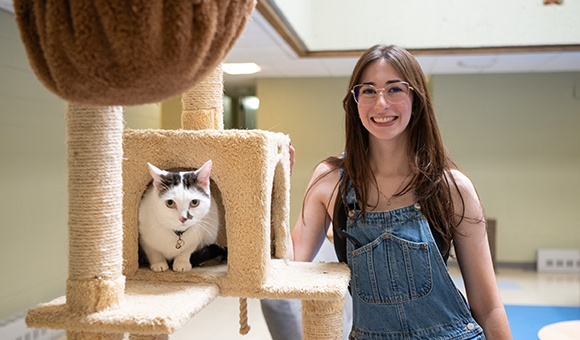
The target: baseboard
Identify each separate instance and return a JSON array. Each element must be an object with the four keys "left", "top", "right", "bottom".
[
  {"left": 496, "top": 261, "right": 537, "bottom": 271},
  {"left": 448, "top": 259, "right": 537, "bottom": 271}
]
